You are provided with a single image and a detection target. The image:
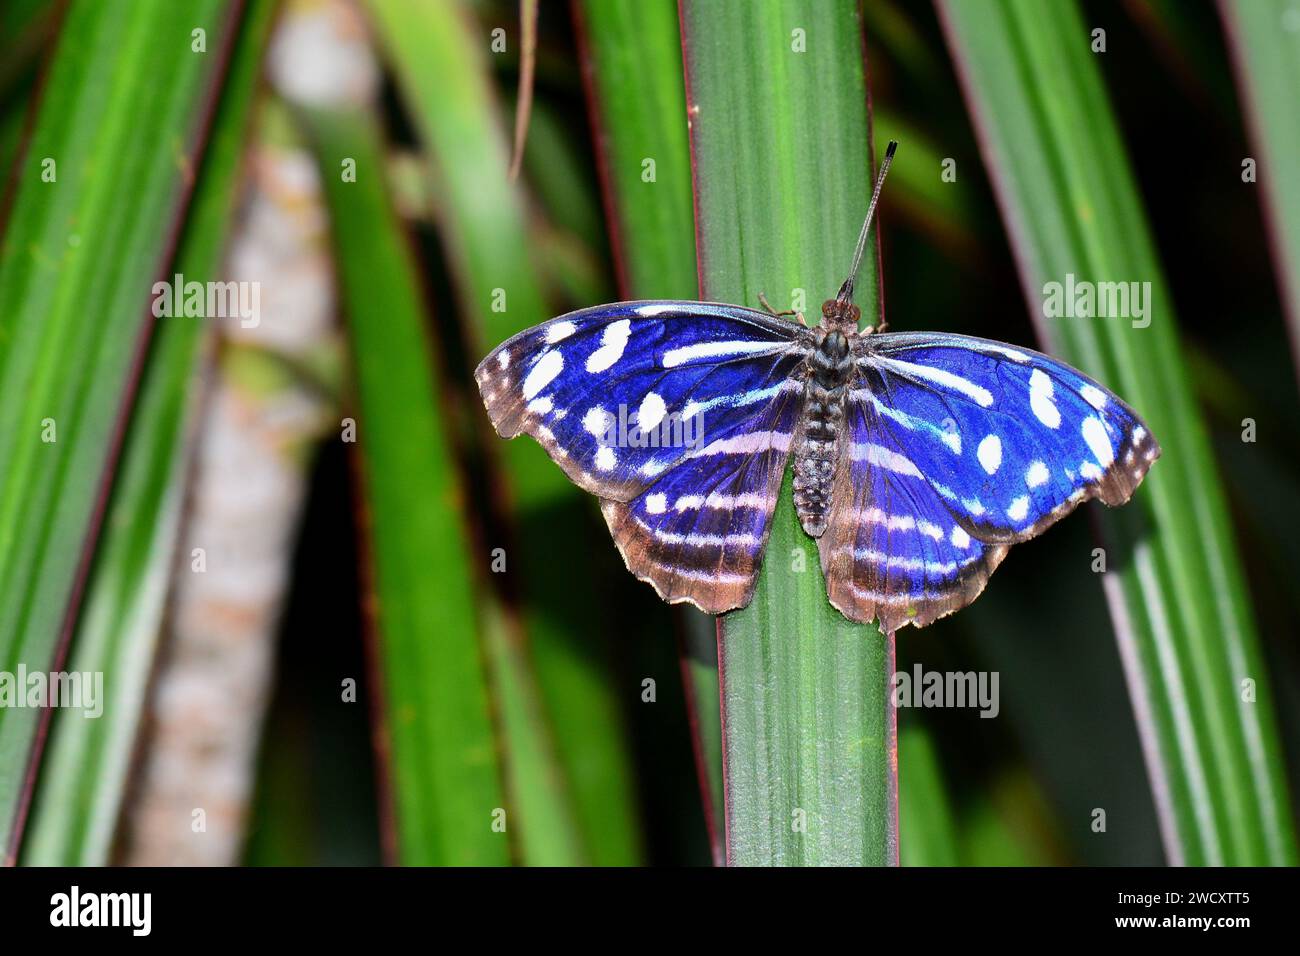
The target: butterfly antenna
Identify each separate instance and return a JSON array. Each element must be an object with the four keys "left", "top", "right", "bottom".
[{"left": 836, "top": 140, "right": 897, "bottom": 304}]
